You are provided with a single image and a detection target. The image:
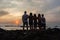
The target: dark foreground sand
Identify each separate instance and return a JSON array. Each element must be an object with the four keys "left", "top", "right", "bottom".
[{"left": 0, "top": 28, "right": 60, "bottom": 40}]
